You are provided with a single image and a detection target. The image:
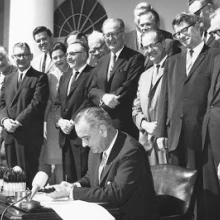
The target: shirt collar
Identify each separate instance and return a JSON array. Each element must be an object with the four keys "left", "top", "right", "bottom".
[
  {"left": 111, "top": 46, "right": 124, "bottom": 60},
  {"left": 73, "top": 63, "right": 87, "bottom": 75},
  {"left": 154, "top": 55, "right": 168, "bottom": 68},
  {"left": 187, "top": 41, "right": 204, "bottom": 56},
  {"left": 18, "top": 65, "right": 31, "bottom": 76},
  {"left": 103, "top": 130, "right": 118, "bottom": 159}
]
